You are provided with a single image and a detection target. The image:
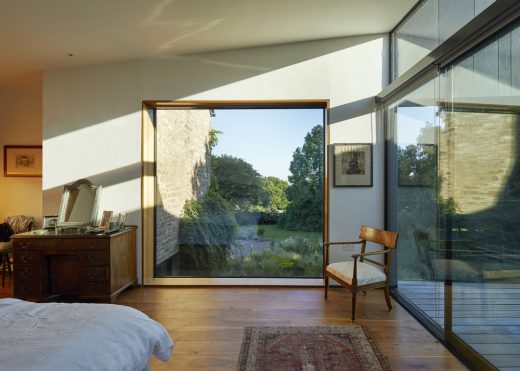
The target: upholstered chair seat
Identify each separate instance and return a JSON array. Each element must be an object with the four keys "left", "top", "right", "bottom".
[{"left": 326, "top": 261, "right": 387, "bottom": 286}]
